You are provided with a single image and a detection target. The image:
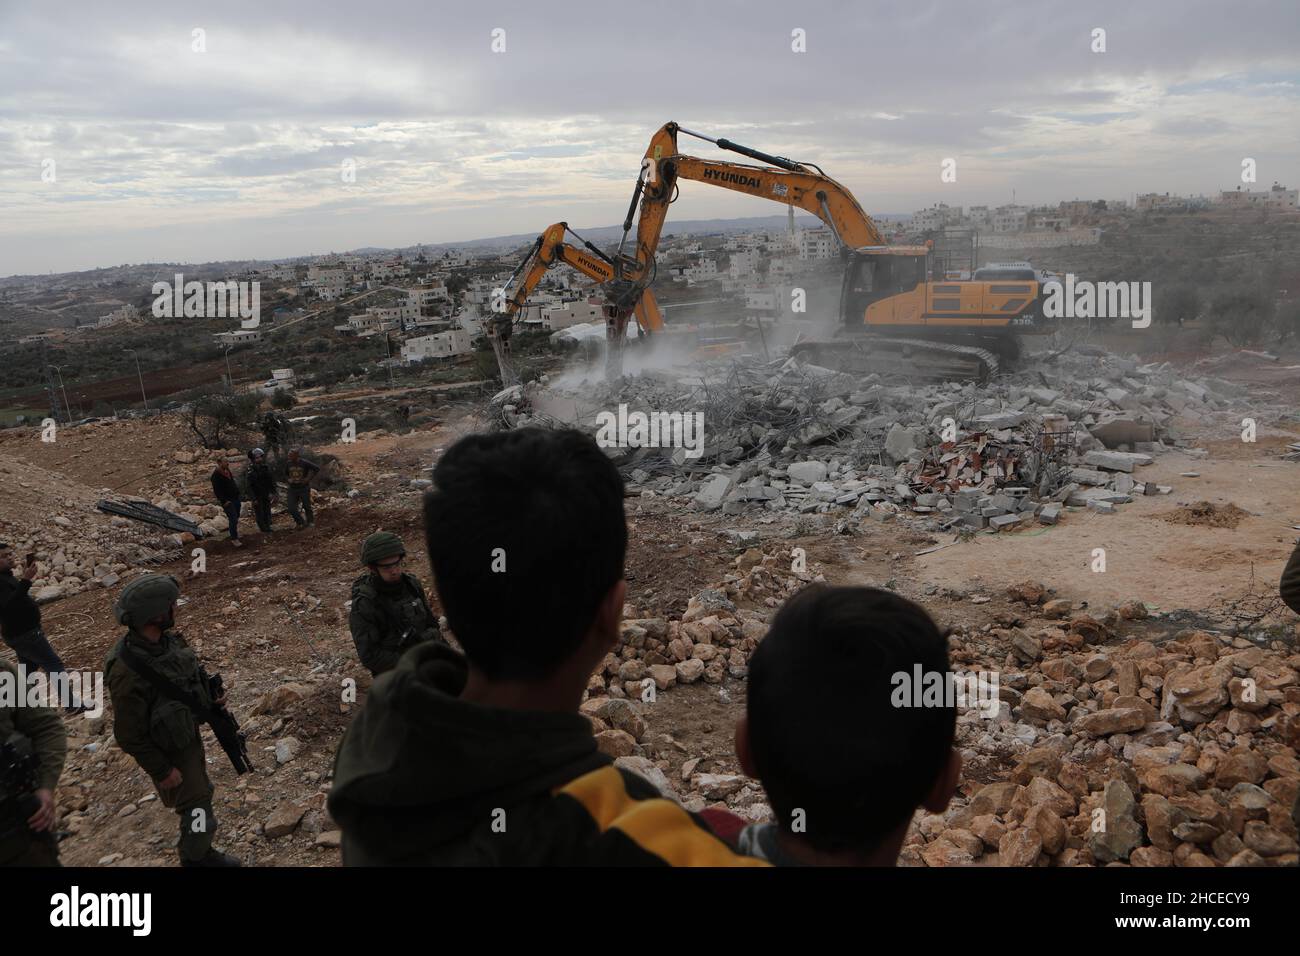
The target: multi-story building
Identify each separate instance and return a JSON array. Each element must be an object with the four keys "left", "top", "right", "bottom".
[
  {"left": 797, "top": 228, "right": 836, "bottom": 260},
  {"left": 1135, "top": 192, "right": 1188, "bottom": 212},
  {"left": 729, "top": 248, "right": 761, "bottom": 279},
  {"left": 990, "top": 204, "right": 1029, "bottom": 233},
  {"left": 540, "top": 297, "right": 604, "bottom": 331},
  {"left": 1218, "top": 183, "right": 1299, "bottom": 209},
  {"left": 96, "top": 304, "right": 140, "bottom": 328},
  {"left": 912, "top": 204, "right": 963, "bottom": 233},
  {"left": 315, "top": 280, "right": 347, "bottom": 300},
  {"left": 401, "top": 328, "right": 473, "bottom": 362},
  {"left": 369, "top": 303, "right": 418, "bottom": 324},
  {"left": 408, "top": 285, "right": 449, "bottom": 310},
  {"left": 683, "top": 258, "right": 720, "bottom": 284}
]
